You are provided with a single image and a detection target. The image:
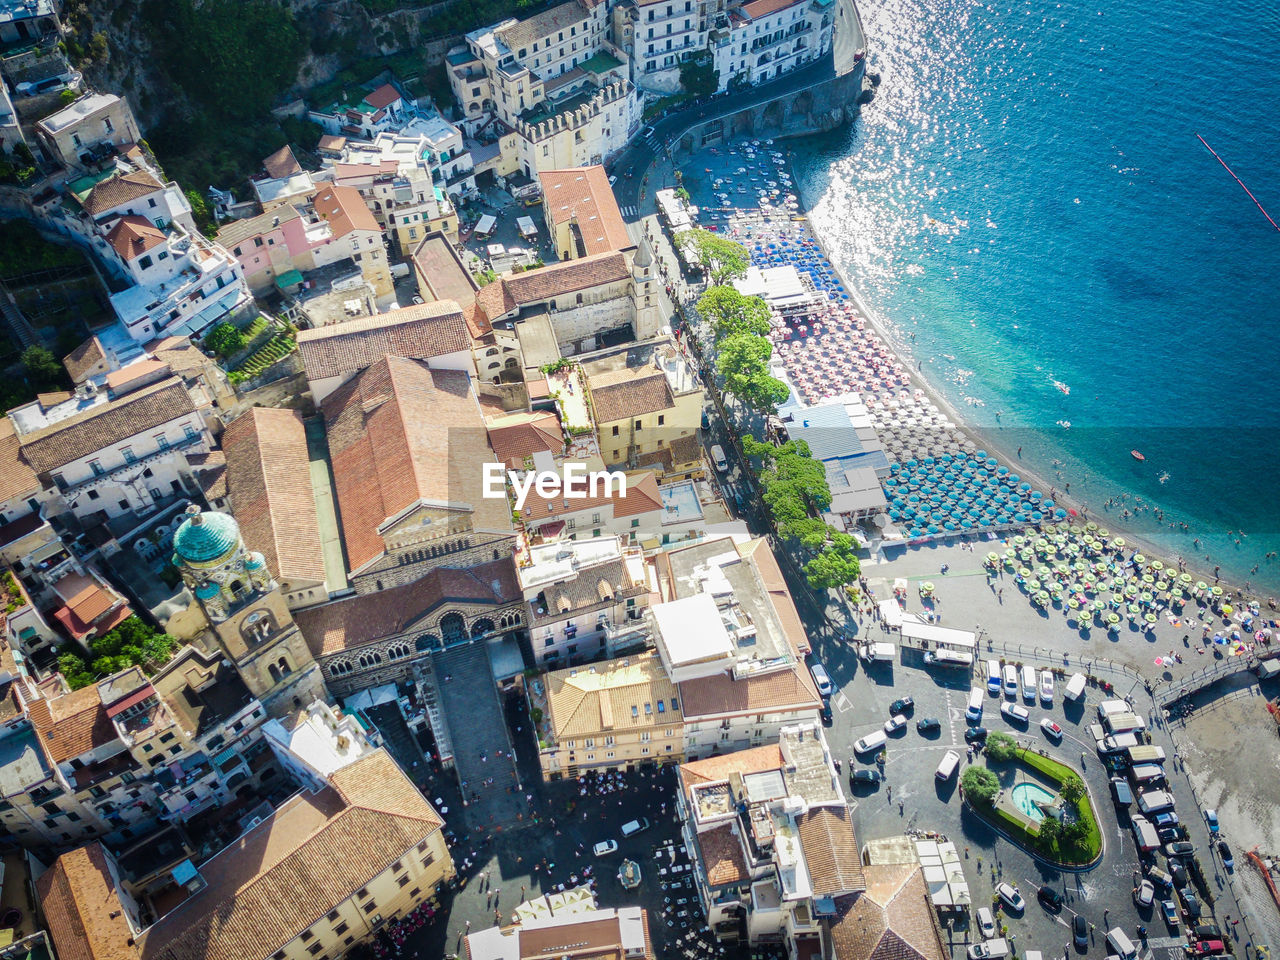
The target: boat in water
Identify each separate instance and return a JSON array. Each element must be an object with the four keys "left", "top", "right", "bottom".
[{"left": 1131, "top": 450, "right": 1146, "bottom": 462}]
